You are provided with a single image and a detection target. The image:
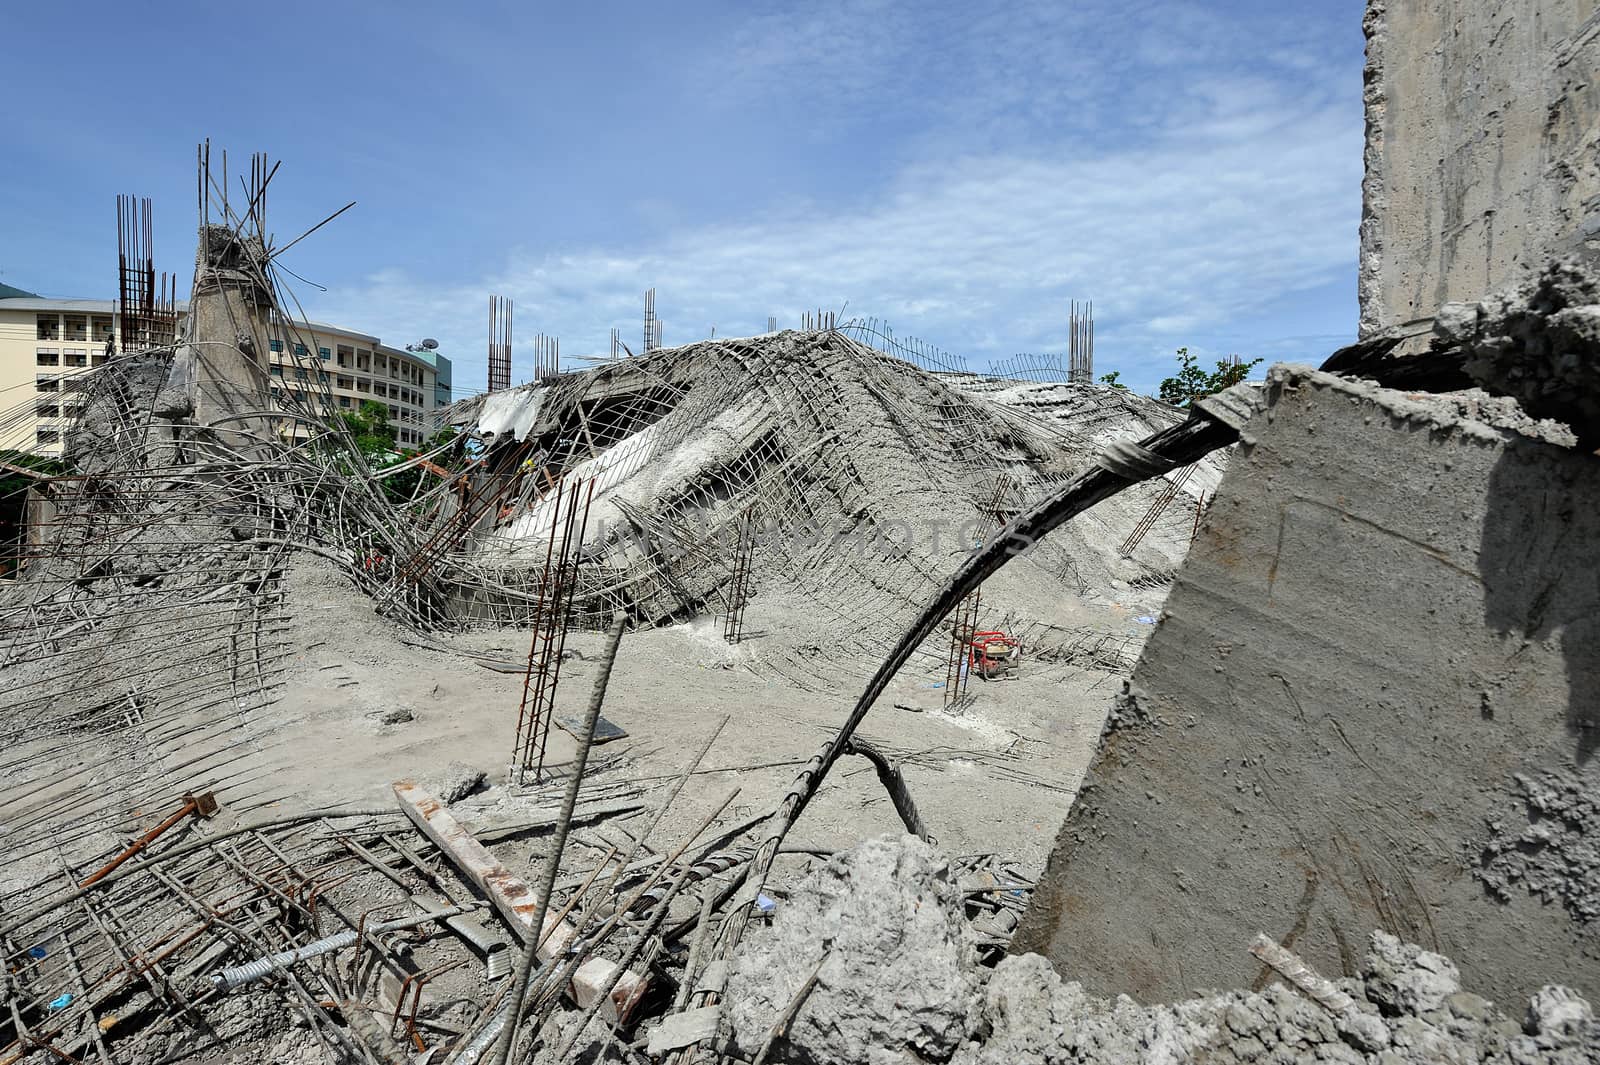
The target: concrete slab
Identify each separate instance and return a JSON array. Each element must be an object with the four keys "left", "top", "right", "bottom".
[{"left": 1013, "top": 364, "right": 1600, "bottom": 1005}]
